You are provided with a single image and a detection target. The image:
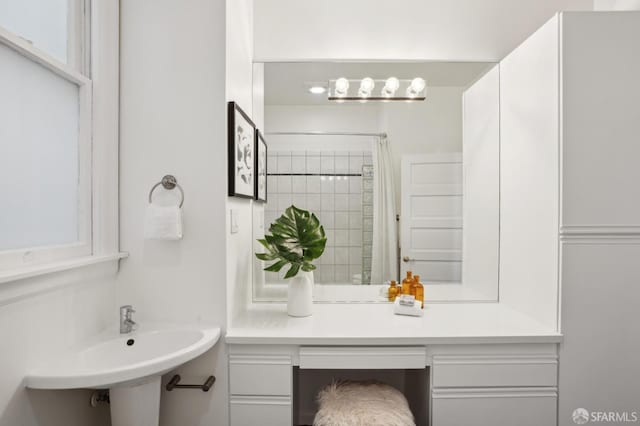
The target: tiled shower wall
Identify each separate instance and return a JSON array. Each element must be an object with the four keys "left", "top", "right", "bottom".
[{"left": 265, "top": 150, "right": 373, "bottom": 284}]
